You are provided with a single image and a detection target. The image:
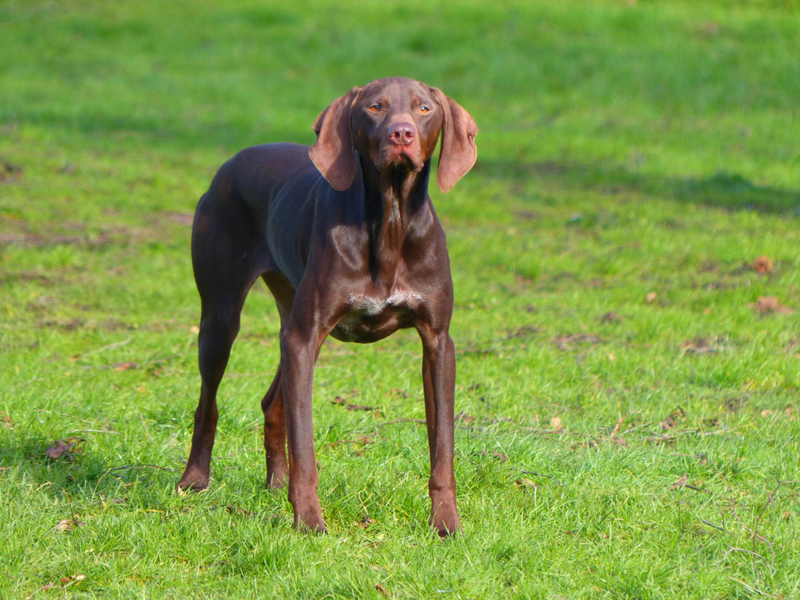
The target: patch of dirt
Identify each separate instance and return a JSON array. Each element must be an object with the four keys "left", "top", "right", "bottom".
[
  {"left": 750, "top": 296, "right": 793, "bottom": 315},
  {"left": 554, "top": 333, "right": 601, "bottom": 351},
  {"left": 680, "top": 336, "right": 720, "bottom": 355}
]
